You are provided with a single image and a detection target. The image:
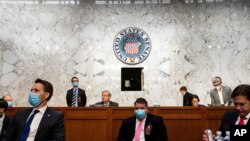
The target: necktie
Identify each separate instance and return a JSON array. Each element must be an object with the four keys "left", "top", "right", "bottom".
[
  {"left": 72, "top": 89, "right": 77, "bottom": 107},
  {"left": 134, "top": 121, "right": 143, "bottom": 141},
  {"left": 19, "top": 110, "right": 39, "bottom": 141},
  {"left": 238, "top": 116, "right": 247, "bottom": 125}
]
